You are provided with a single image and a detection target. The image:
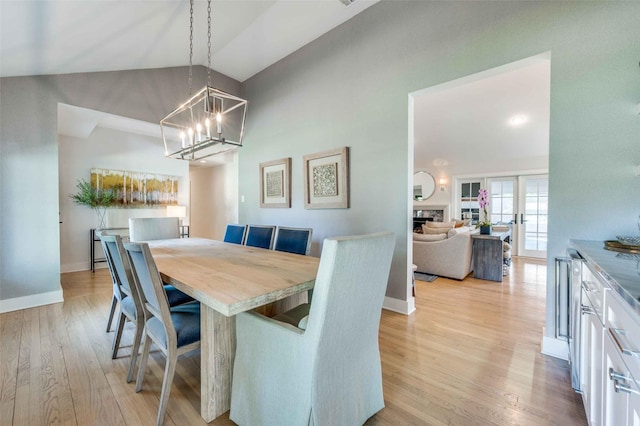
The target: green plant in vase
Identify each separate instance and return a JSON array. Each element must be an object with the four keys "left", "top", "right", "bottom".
[
  {"left": 70, "top": 178, "right": 117, "bottom": 229},
  {"left": 477, "top": 188, "right": 492, "bottom": 234}
]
